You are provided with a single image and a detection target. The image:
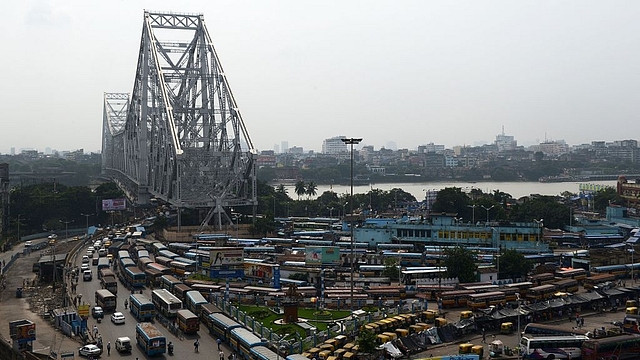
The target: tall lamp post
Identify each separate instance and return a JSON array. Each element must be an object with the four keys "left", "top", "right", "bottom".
[
  {"left": 467, "top": 205, "right": 477, "bottom": 224},
  {"left": 341, "top": 137, "right": 362, "bottom": 311},
  {"left": 481, "top": 205, "right": 494, "bottom": 224},
  {"left": 80, "top": 213, "right": 94, "bottom": 238}
]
